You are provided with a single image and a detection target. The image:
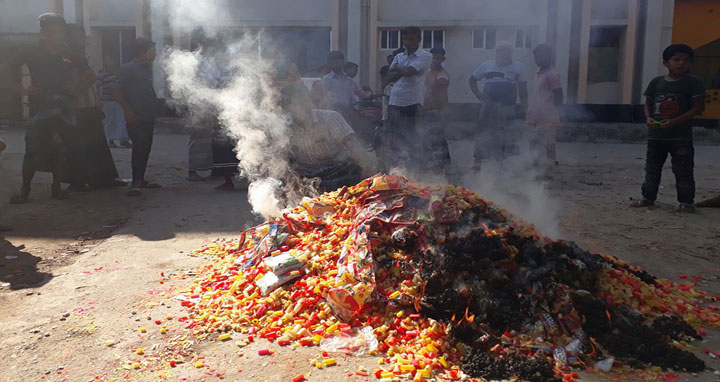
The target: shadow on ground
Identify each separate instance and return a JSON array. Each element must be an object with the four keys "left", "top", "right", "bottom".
[{"left": 0, "top": 235, "right": 52, "bottom": 290}]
